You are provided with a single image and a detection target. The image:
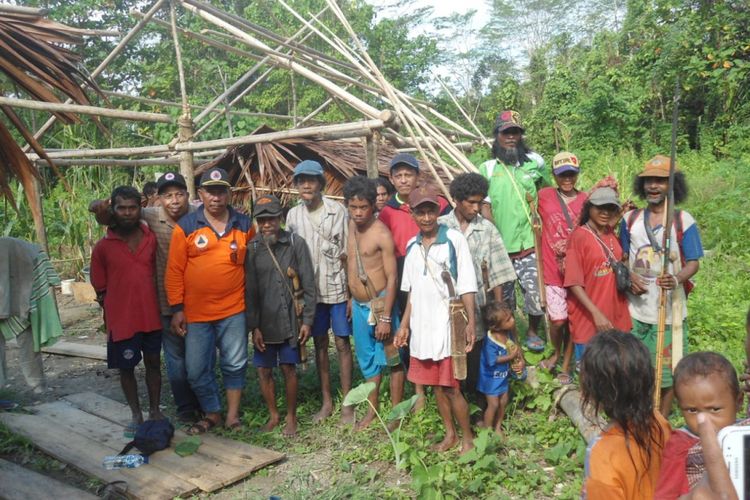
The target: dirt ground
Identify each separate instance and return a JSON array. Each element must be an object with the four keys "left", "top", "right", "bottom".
[{"left": 1, "top": 291, "right": 358, "bottom": 499}]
